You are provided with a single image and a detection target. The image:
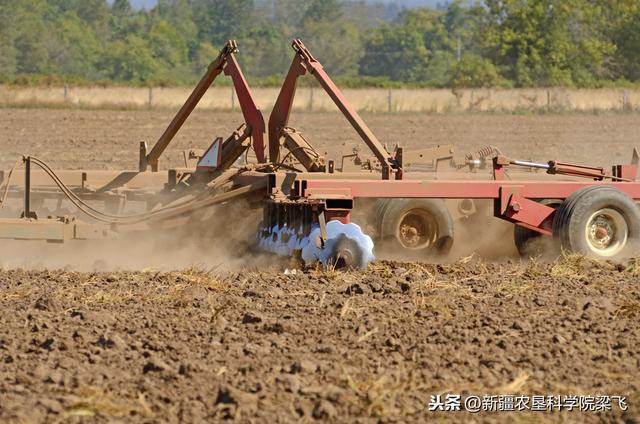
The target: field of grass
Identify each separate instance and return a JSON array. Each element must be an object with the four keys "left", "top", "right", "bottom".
[{"left": 1, "top": 85, "right": 640, "bottom": 113}]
